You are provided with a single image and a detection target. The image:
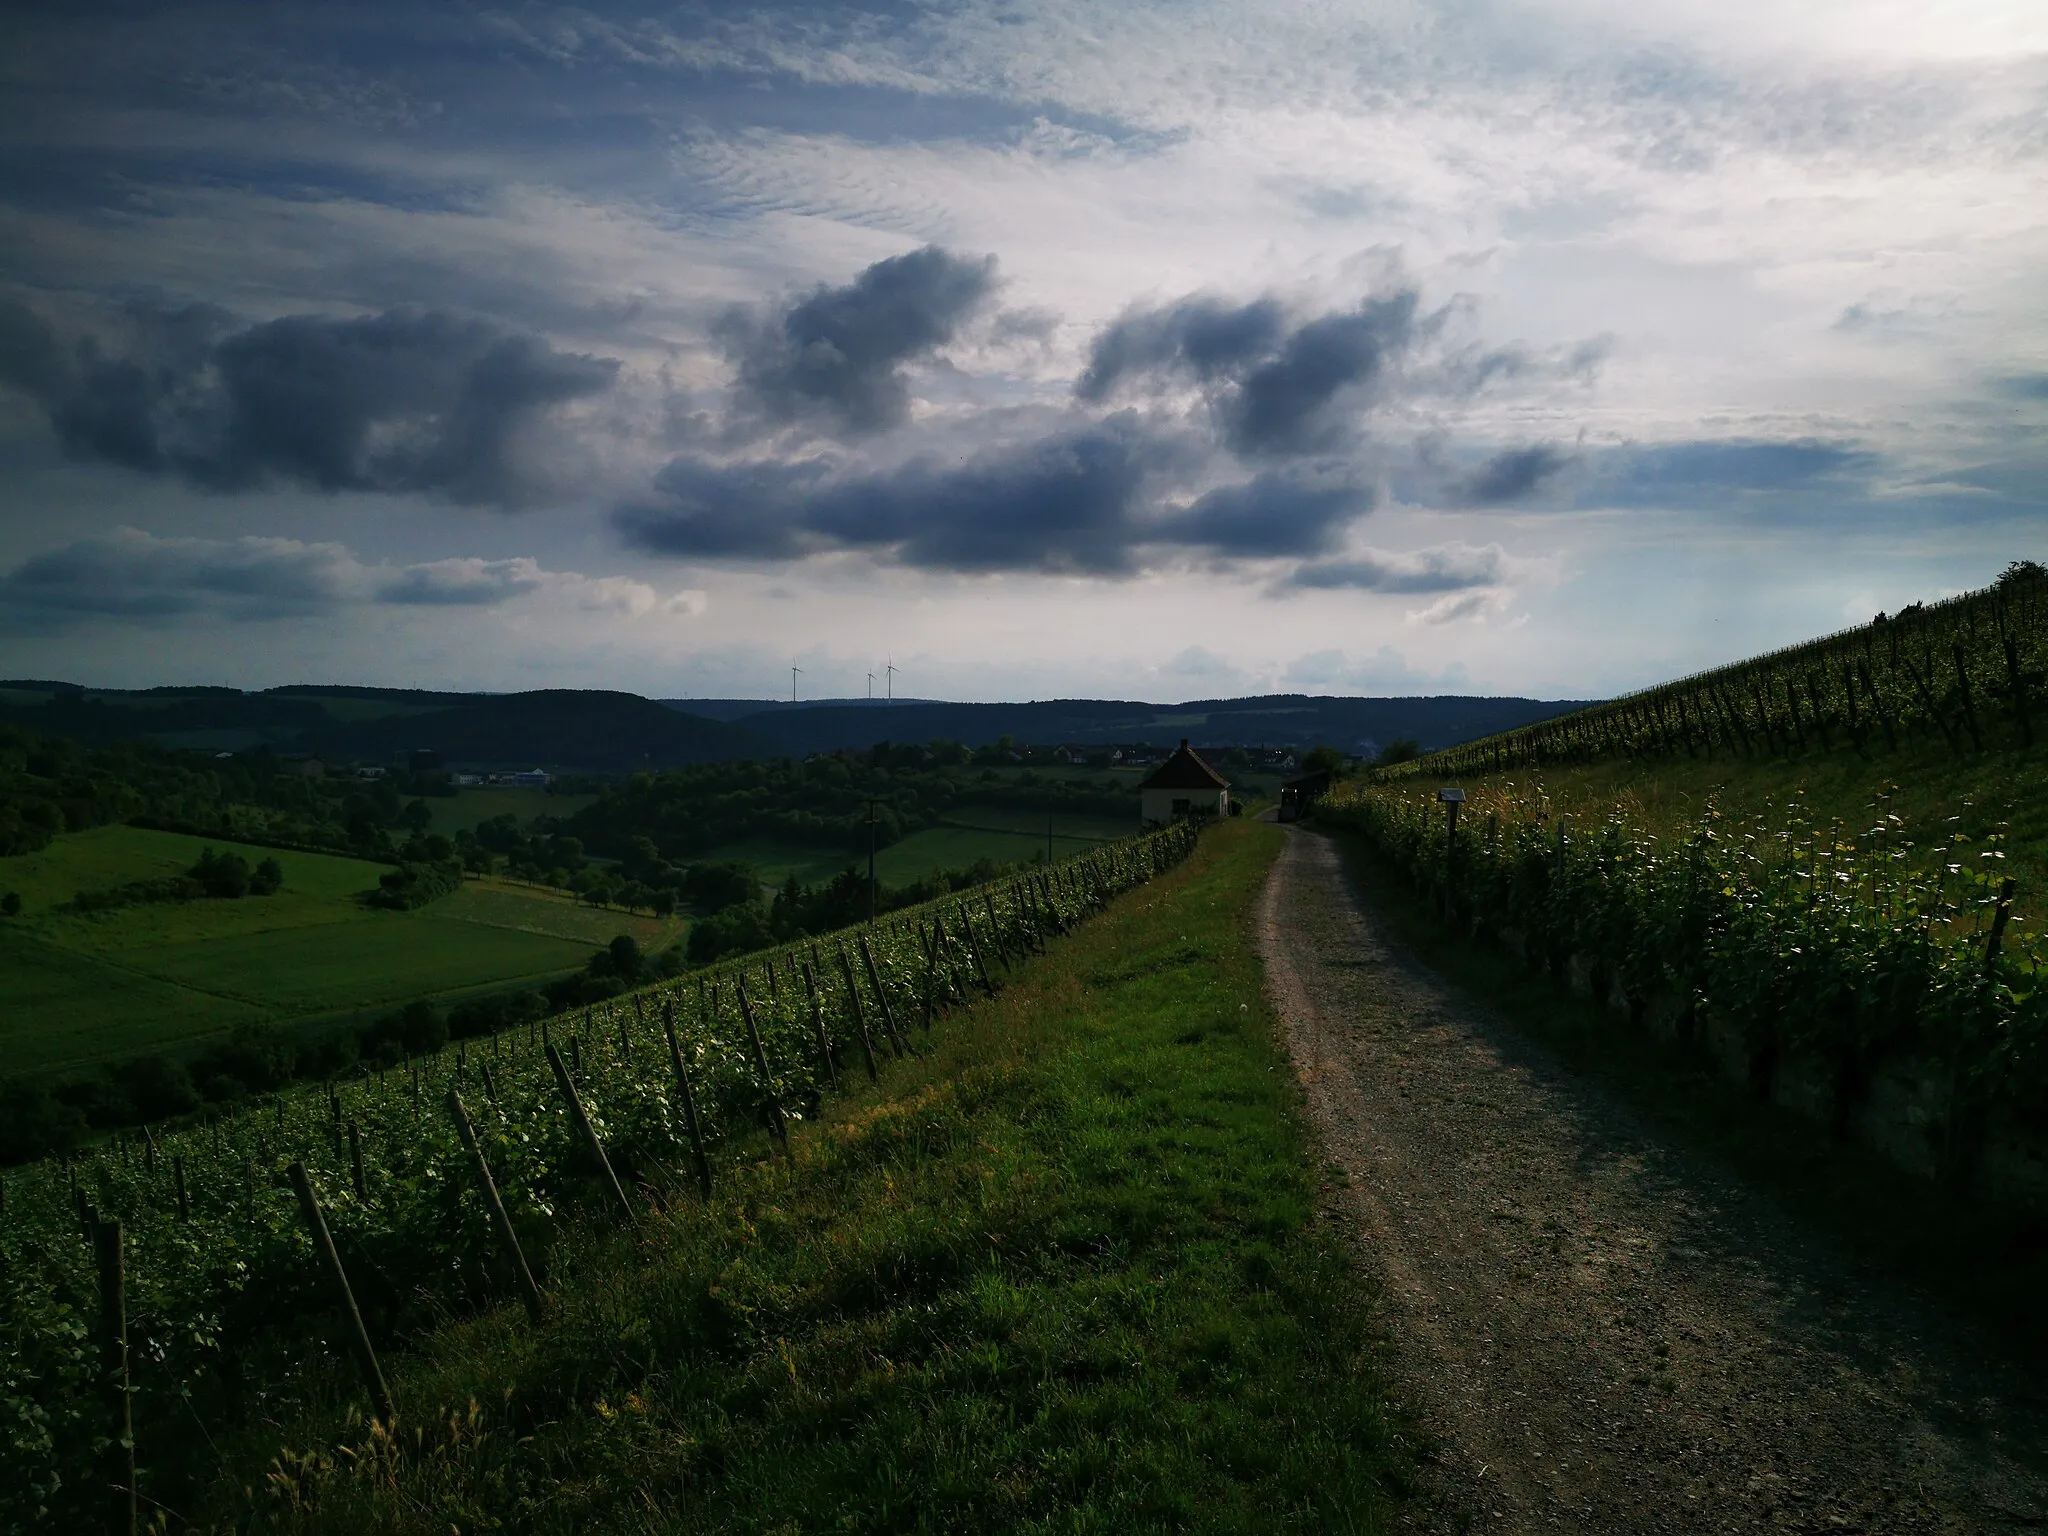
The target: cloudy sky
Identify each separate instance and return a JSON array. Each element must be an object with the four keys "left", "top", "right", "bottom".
[{"left": 1, "top": 1, "right": 2043, "bottom": 703}]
